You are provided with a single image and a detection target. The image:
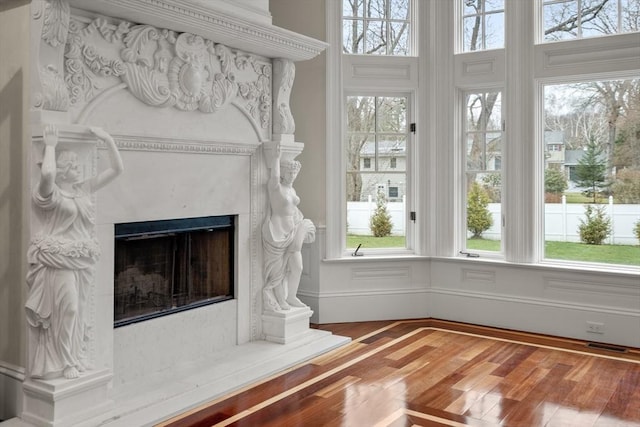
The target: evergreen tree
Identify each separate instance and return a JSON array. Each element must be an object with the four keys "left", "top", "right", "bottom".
[
  {"left": 467, "top": 182, "right": 493, "bottom": 238},
  {"left": 575, "top": 138, "right": 608, "bottom": 203},
  {"left": 370, "top": 190, "right": 393, "bottom": 237}
]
